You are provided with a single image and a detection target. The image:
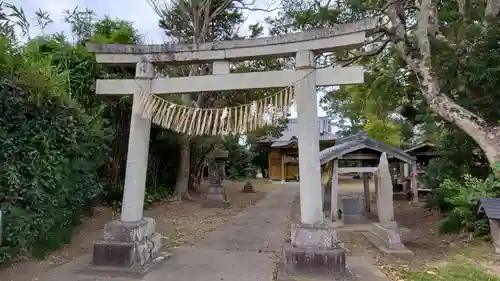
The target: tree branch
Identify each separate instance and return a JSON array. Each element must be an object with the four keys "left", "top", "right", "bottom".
[{"left": 485, "top": 0, "right": 500, "bottom": 18}]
